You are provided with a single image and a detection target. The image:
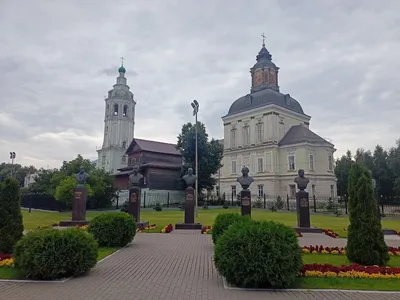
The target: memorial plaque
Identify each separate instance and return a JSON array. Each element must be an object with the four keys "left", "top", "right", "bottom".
[
  {"left": 300, "top": 198, "right": 308, "bottom": 208},
  {"left": 241, "top": 196, "right": 250, "bottom": 206},
  {"left": 184, "top": 186, "right": 195, "bottom": 224},
  {"left": 60, "top": 186, "right": 88, "bottom": 226},
  {"left": 186, "top": 193, "right": 194, "bottom": 201}
]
